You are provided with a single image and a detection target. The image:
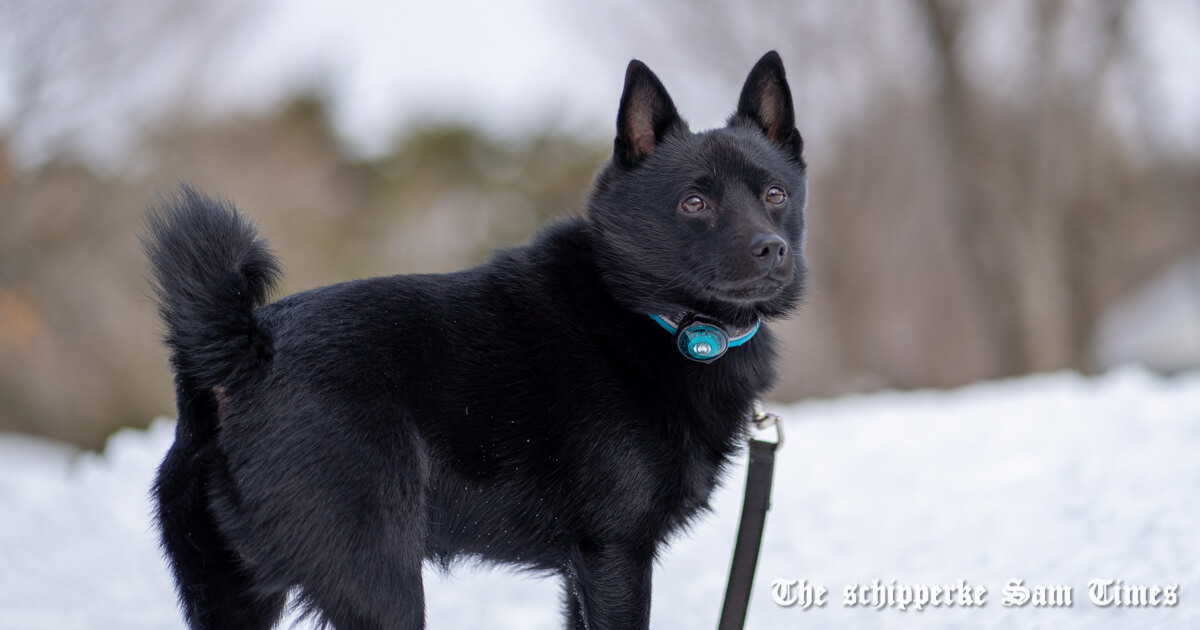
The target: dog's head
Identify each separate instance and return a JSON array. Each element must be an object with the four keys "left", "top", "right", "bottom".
[{"left": 588, "top": 51, "right": 807, "bottom": 328}]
